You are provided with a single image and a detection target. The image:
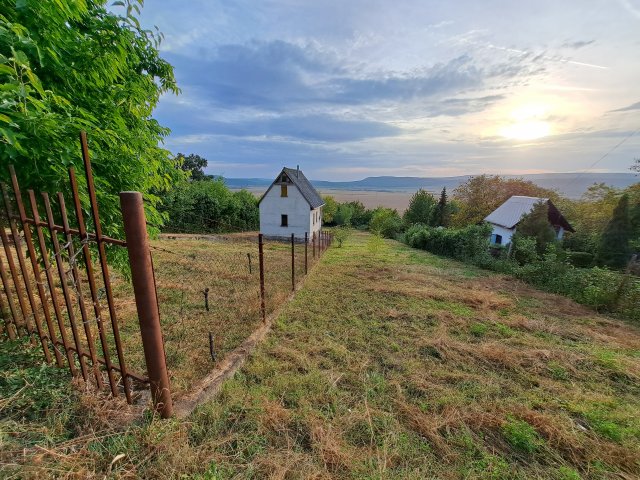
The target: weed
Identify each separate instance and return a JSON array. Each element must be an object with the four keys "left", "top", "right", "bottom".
[
  {"left": 502, "top": 416, "right": 544, "bottom": 453},
  {"left": 470, "top": 322, "right": 489, "bottom": 337}
]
